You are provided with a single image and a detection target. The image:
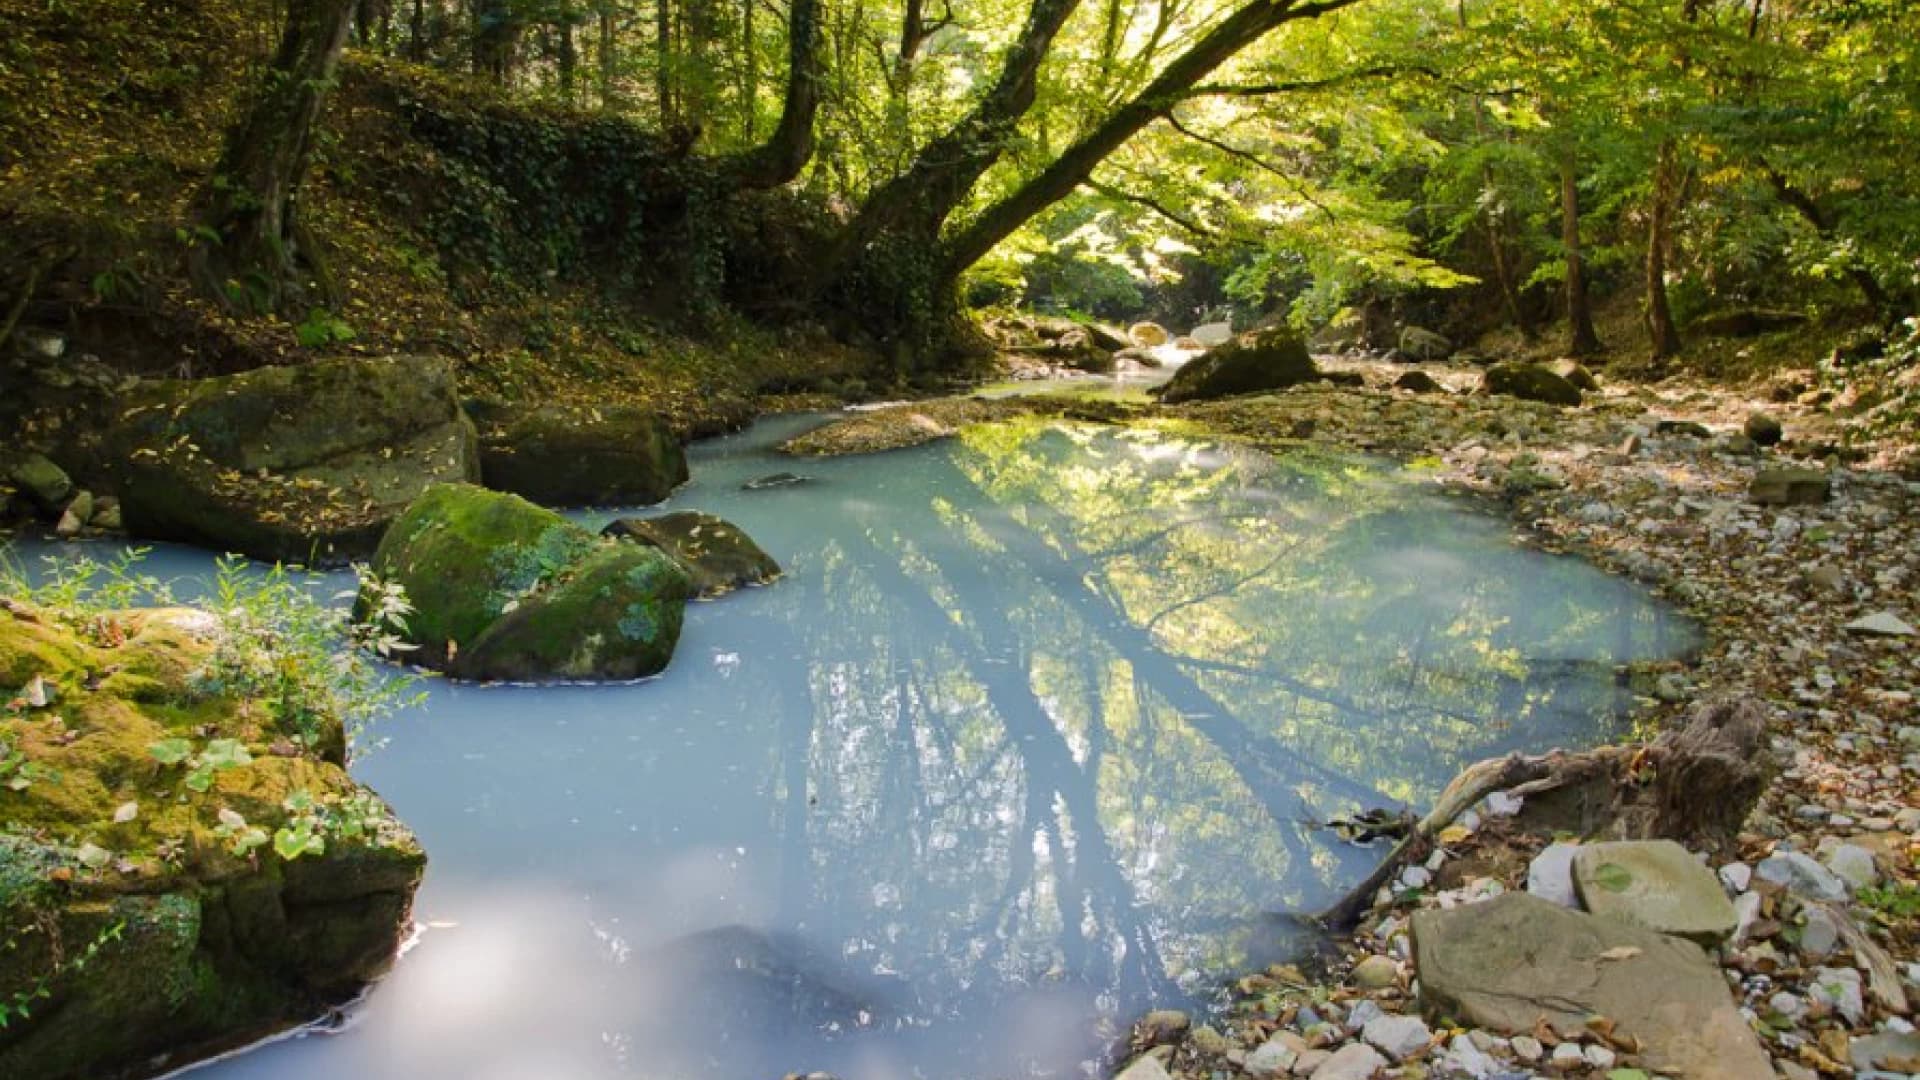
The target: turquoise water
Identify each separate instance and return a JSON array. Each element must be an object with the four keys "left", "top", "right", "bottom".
[{"left": 10, "top": 415, "right": 1692, "bottom": 1079}]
